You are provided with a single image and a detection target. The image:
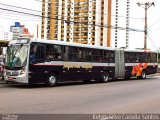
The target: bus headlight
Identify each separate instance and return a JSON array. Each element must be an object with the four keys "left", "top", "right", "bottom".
[{"left": 20, "top": 67, "right": 26, "bottom": 75}]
